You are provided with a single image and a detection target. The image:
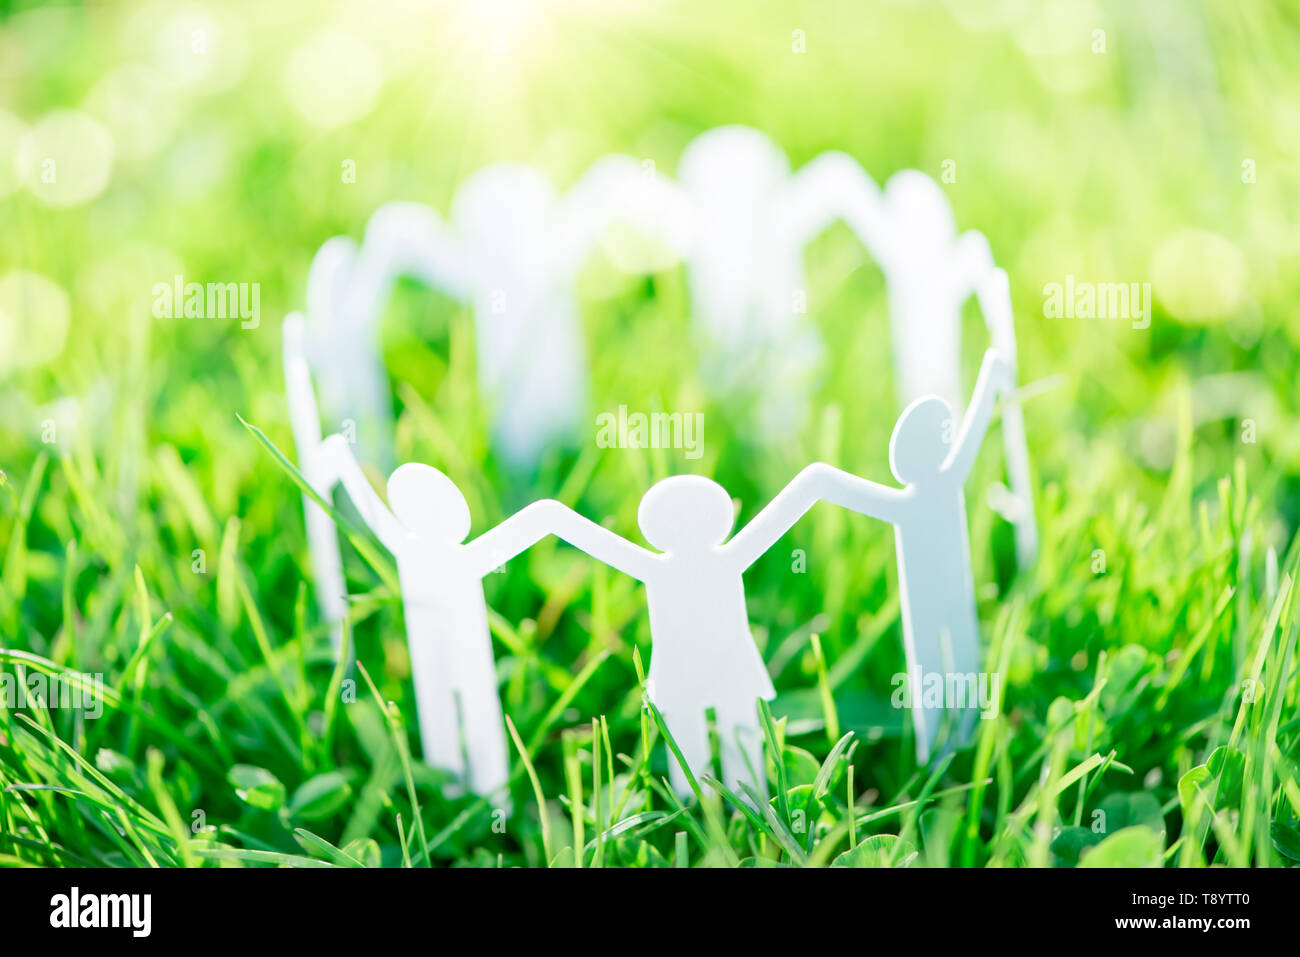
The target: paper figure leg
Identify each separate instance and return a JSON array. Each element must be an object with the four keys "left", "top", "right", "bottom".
[
  {"left": 404, "top": 608, "right": 468, "bottom": 787},
  {"left": 454, "top": 631, "right": 510, "bottom": 801},
  {"left": 903, "top": 615, "right": 952, "bottom": 765},
  {"left": 663, "top": 708, "right": 710, "bottom": 798},
  {"left": 943, "top": 615, "right": 983, "bottom": 749},
  {"left": 905, "top": 616, "right": 982, "bottom": 764},
  {"left": 715, "top": 698, "right": 767, "bottom": 800}
]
